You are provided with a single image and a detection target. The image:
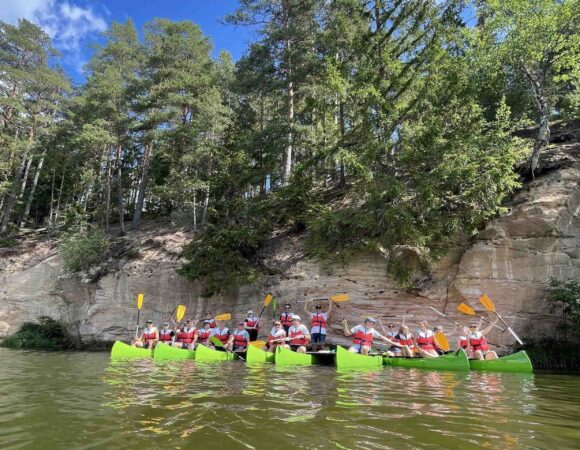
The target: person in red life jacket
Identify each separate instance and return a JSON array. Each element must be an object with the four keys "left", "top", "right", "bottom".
[
  {"left": 133, "top": 320, "right": 159, "bottom": 349},
  {"left": 210, "top": 321, "right": 231, "bottom": 349},
  {"left": 190, "top": 321, "right": 212, "bottom": 348},
  {"left": 228, "top": 322, "right": 251, "bottom": 352},
  {"left": 468, "top": 317, "right": 499, "bottom": 360},
  {"left": 158, "top": 322, "right": 174, "bottom": 344},
  {"left": 415, "top": 321, "right": 439, "bottom": 358},
  {"left": 394, "top": 324, "right": 415, "bottom": 357},
  {"left": 283, "top": 315, "right": 310, "bottom": 354},
  {"left": 243, "top": 310, "right": 260, "bottom": 342},
  {"left": 304, "top": 299, "right": 332, "bottom": 348},
  {"left": 342, "top": 317, "right": 400, "bottom": 355},
  {"left": 171, "top": 322, "right": 189, "bottom": 349},
  {"left": 171, "top": 321, "right": 196, "bottom": 349},
  {"left": 280, "top": 304, "right": 294, "bottom": 334},
  {"left": 264, "top": 320, "right": 287, "bottom": 352},
  {"left": 379, "top": 317, "right": 405, "bottom": 357},
  {"left": 456, "top": 326, "right": 471, "bottom": 357},
  {"left": 204, "top": 313, "right": 217, "bottom": 329}
]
